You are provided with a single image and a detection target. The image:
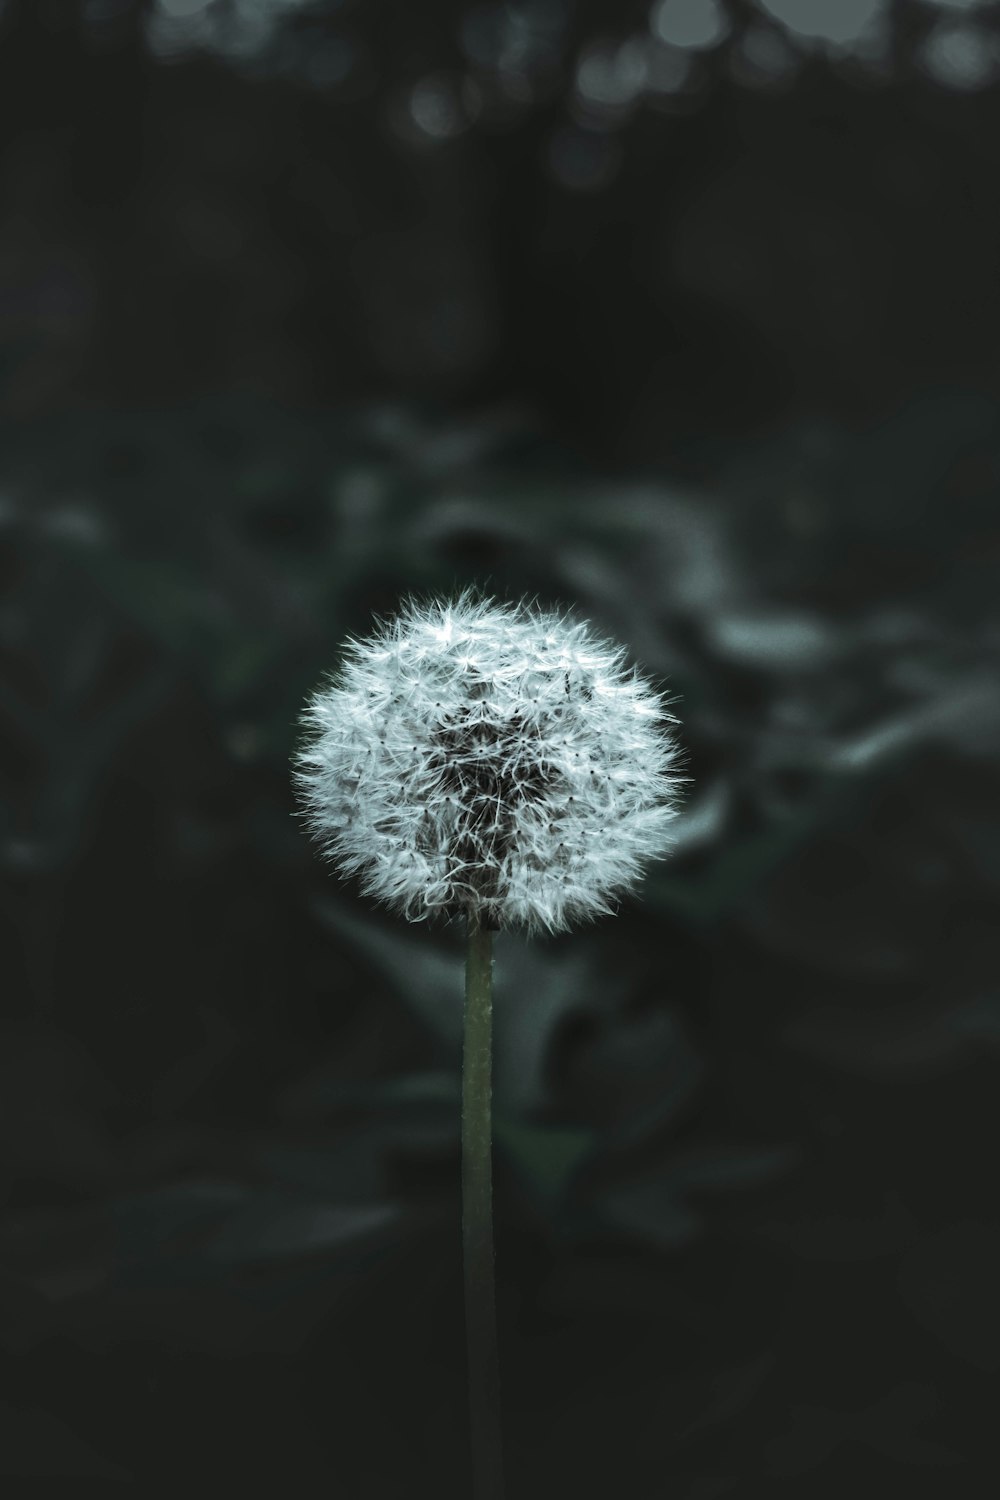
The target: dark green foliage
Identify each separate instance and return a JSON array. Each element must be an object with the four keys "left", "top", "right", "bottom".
[{"left": 0, "top": 394, "right": 998, "bottom": 1491}]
